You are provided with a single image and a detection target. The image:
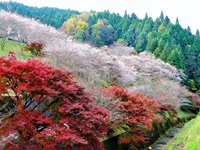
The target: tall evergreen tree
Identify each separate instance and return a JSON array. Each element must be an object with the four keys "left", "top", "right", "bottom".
[
  {"left": 161, "top": 31, "right": 172, "bottom": 44},
  {"left": 175, "top": 17, "right": 179, "bottom": 24},
  {"left": 160, "top": 42, "right": 171, "bottom": 62},
  {"left": 187, "top": 26, "right": 192, "bottom": 34},
  {"left": 130, "top": 12, "right": 138, "bottom": 20},
  {"left": 135, "top": 31, "right": 148, "bottom": 52},
  {"left": 121, "top": 16, "right": 131, "bottom": 38},
  {"left": 146, "top": 38, "right": 158, "bottom": 53},
  {"left": 195, "top": 29, "right": 200, "bottom": 37},
  {"left": 125, "top": 25, "right": 137, "bottom": 47},
  {"left": 167, "top": 48, "right": 186, "bottom": 71},
  {"left": 144, "top": 12, "right": 148, "bottom": 19},
  {"left": 186, "top": 38, "right": 200, "bottom": 79},
  {"left": 154, "top": 38, "right": 165, "bottom": 57},
  {"left": 159, "top": 11, "right": 164, "bottom": 22},
  {"left": 164, "top": 15, "right": 170, "bottom": 24}
]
